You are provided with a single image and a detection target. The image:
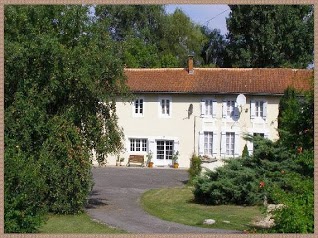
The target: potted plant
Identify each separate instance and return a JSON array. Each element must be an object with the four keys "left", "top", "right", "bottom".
[
  {"left": 172, "top": 151, "right": 179, "bottom": 168},
  {"left": 146, "top": 151, "right": 153, "bottom": 168}
]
